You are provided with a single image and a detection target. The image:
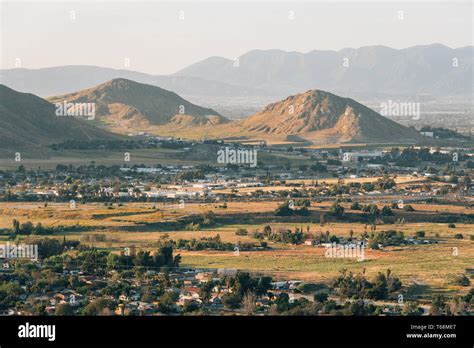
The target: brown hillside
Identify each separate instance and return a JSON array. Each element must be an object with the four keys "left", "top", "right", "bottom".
[
  {"left": 0, "top": 84, "right": 121, "bottom": 149},
  {"left": 48, "top": 78, "right": 228, "bottom": 134},
  {"left": 231, "top": 90, "right": 422, "bottom": 144}
]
